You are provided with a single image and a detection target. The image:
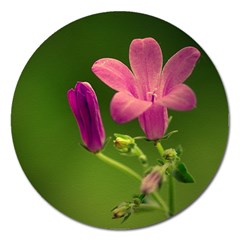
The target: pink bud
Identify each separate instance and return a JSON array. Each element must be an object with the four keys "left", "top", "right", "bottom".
[
  {"left": 140, "top": 170, "right": 161, "bottom": 194},
  {"left": 67, "top": 82, "right": 105, "bottom": 152}
]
